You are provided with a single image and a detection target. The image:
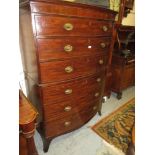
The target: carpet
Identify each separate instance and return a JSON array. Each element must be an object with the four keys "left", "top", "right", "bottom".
[{"left": 92, "top": 98, "right": 135, "bottom": 153}]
